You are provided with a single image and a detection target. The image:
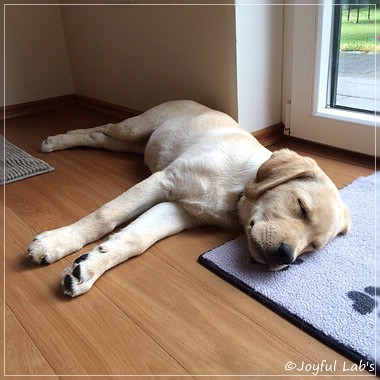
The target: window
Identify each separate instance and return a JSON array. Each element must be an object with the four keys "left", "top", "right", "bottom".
[
  {"left": 330, "top": 2, "right": 378, "bottom": 114},
  {"left": 285, "top": 2, "right": 377, "bottom": 156}
]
